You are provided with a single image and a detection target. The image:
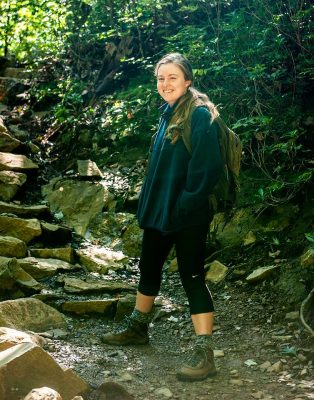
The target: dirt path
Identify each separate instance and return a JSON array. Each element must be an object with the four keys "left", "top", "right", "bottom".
[{"left": 49, "top": 269, "right": 313, "bottom": 400}]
